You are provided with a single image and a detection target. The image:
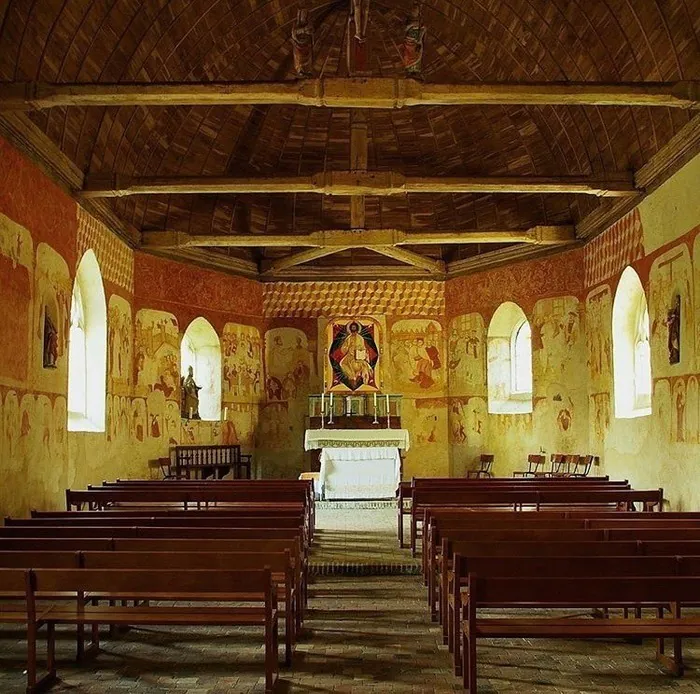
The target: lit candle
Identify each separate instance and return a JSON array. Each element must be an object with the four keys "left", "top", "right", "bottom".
[
  {"left": 320, "top": 392, "right": 325, "bottom": 417},
  {"left": 223, "top": 406, "right": 228, "bottom": 420},
  {"left": 385, "top": 394, "right": 390, "bottom": 425},
  {"left": 330, "top": 392, "right": 334, "bottom": 410},
  {"left": 189, "top": 407, "right": 193, "bottom": 419},
  {"left": 373, "top": 392, "right": 377, "bottom": 412}
]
